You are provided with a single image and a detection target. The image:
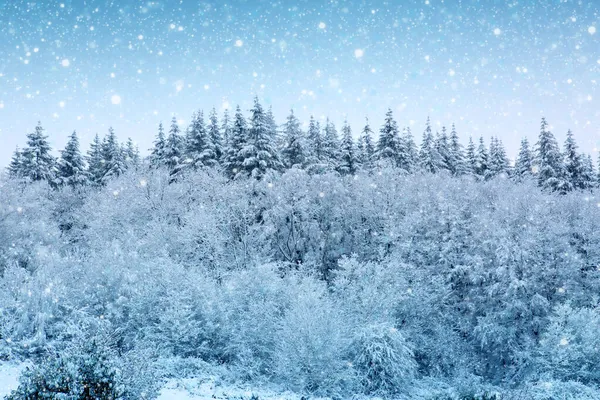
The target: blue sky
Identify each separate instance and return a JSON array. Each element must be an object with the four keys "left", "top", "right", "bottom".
[{"left": 0, "top": 0, "right": 598, "bottom": 164}]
